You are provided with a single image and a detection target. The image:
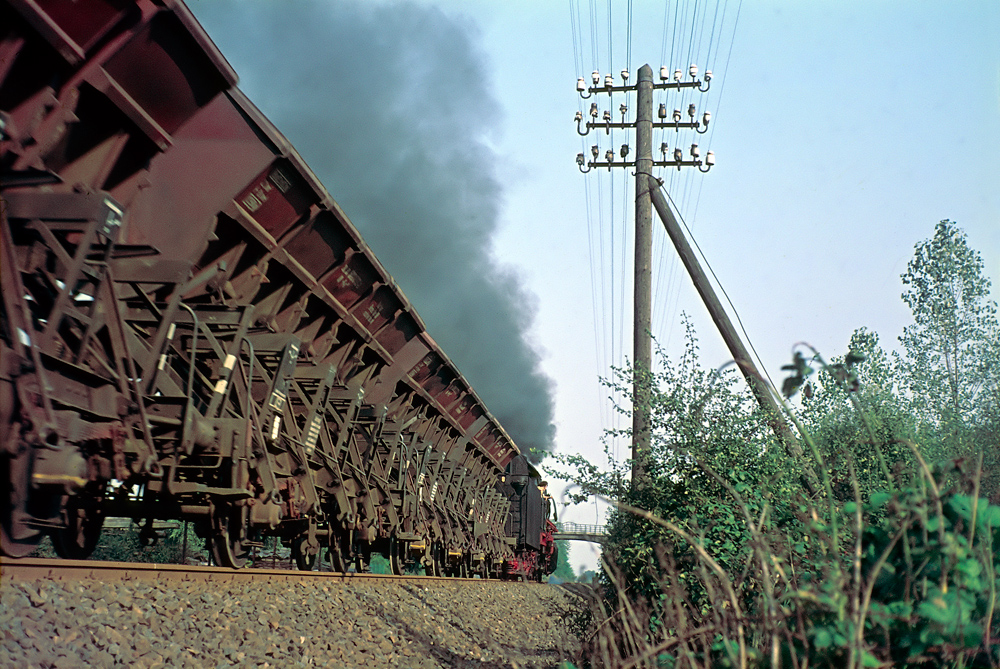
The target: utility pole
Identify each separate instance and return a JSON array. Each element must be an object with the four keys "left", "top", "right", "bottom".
[
  {"left": 645, "top": 178, "right": 819, "bottom": 495},
  {"left": 632, "top": 65, "right": 653, "bottom": 486},
  {"left": 575, "top": 64, "right": 818, "bottom": 495},
  {"left": 575, "top": 63, "right": 713, "bottom": 488}
]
